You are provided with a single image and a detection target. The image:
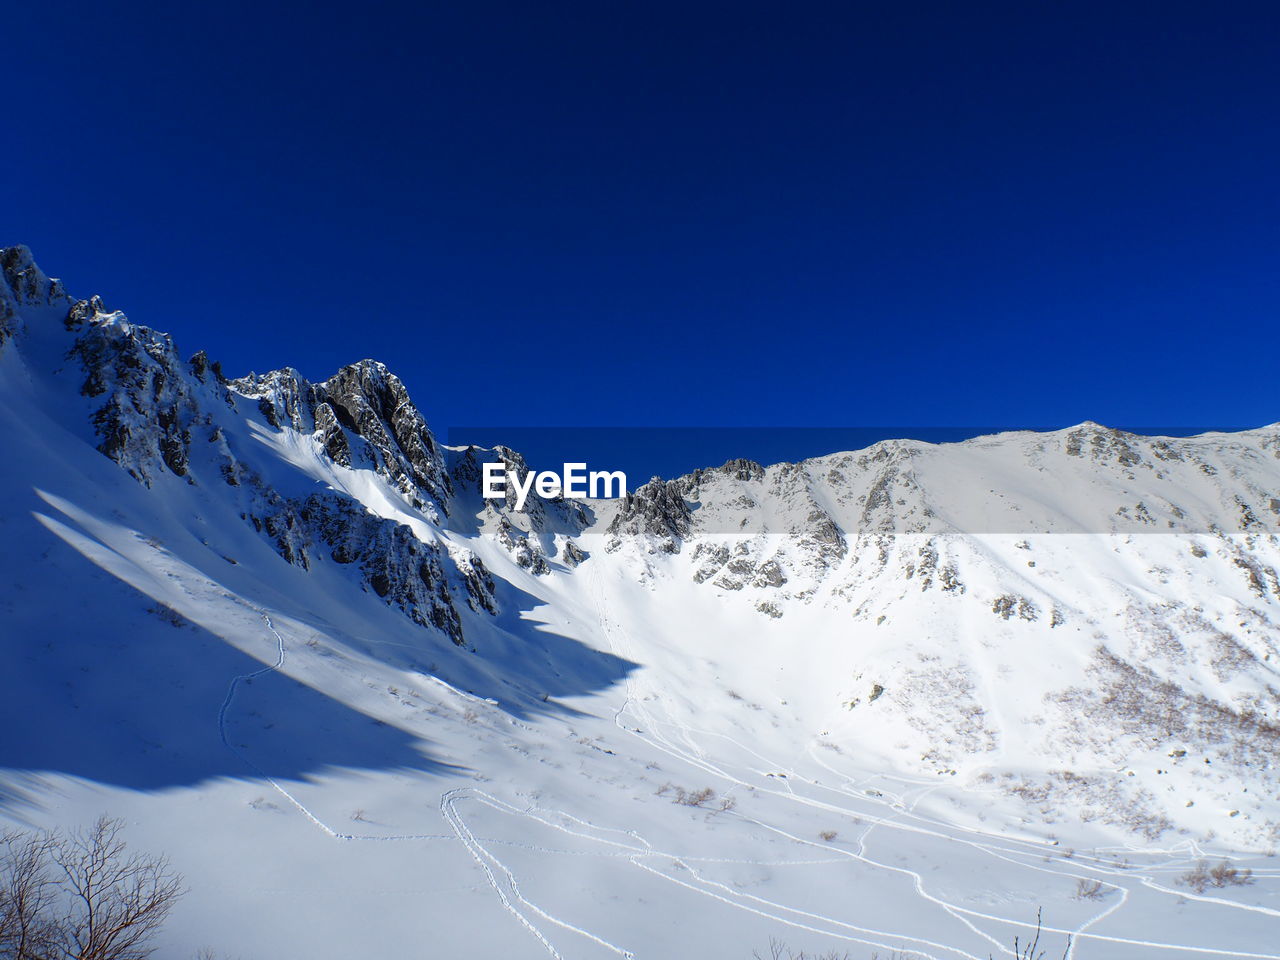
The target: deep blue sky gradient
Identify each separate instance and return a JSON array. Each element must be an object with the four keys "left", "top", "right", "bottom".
[{"left": 6, "top": 1, "right": 1279, "bottom": 475}]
